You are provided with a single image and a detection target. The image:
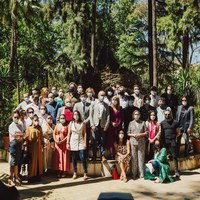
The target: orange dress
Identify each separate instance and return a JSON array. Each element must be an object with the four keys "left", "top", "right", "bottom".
[{"left": 54, "top": 123, "right": 70, "bottom": 172}]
